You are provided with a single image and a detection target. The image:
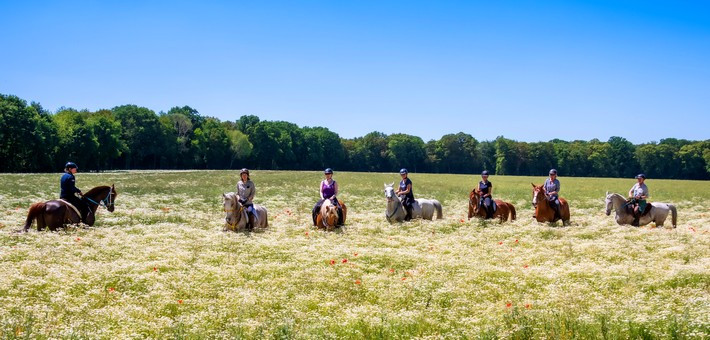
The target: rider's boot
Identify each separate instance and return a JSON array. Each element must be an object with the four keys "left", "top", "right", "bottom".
[{"left": 247, "top": 214, "right": 255, "bottom": 230}]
